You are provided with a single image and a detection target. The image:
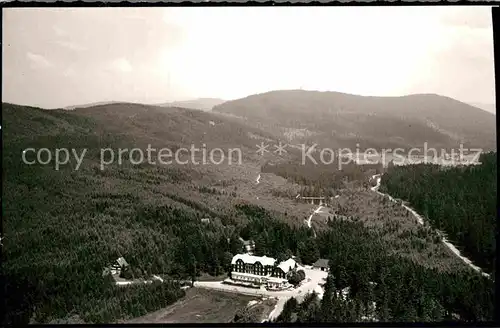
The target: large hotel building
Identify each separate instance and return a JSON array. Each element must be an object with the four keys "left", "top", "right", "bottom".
[{"left": 230, "top": 254, "right": 297, "bottom": 290}]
